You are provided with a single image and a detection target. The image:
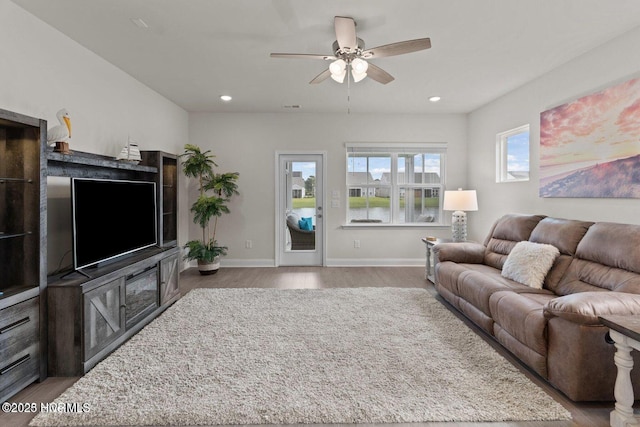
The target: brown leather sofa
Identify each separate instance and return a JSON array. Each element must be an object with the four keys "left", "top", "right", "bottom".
[{"left": 433, "top": 213, "right": 640, "bottom": 401}]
